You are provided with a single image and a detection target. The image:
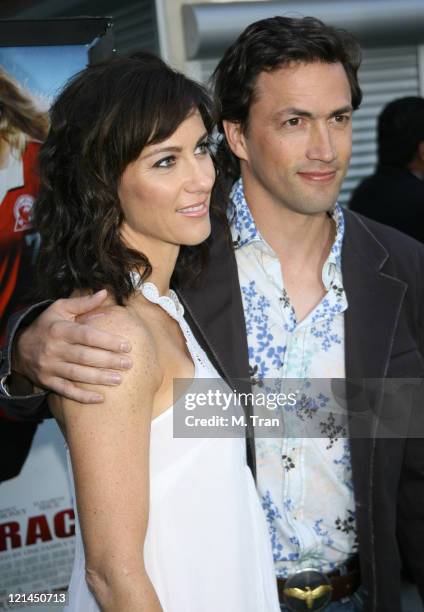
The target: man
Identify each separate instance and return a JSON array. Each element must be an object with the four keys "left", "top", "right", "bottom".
[
  {"left": 1, "top": 16, "right": 424, "bottom": 612},
  {"left": 349, "top": 96, "right": 424, "bottom": 242}
]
